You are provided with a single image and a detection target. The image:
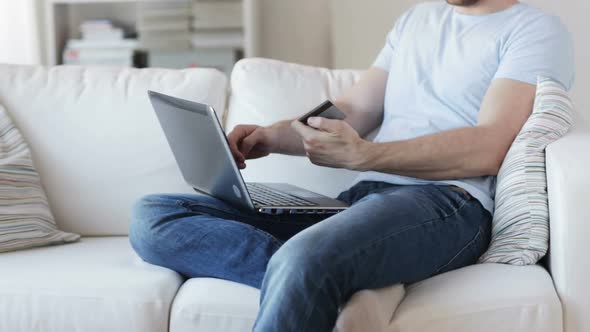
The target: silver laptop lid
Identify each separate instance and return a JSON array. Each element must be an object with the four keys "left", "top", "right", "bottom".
[{"left": 148, "top": 91, "right": 255, "bottom": 211}]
